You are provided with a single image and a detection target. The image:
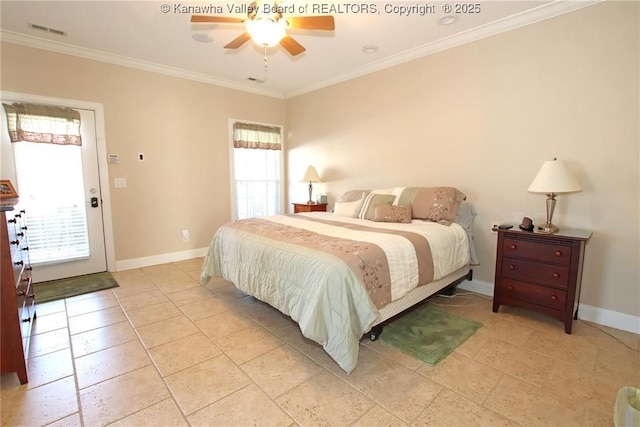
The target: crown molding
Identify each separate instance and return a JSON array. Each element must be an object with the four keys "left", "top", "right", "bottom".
[
  {"left": 284, "top": 0, "right": 603, "bottom": 99},
  {"left": 1, "top": 0, "right": 601, "bottom": 100},
  {"left": 0, "top": 30, "right": 285, "bottom": 100}
]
